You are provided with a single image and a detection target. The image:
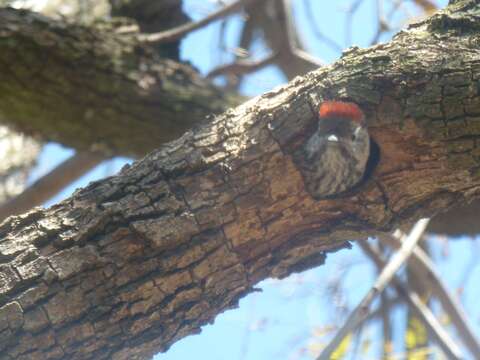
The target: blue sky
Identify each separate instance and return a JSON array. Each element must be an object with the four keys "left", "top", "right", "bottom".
[{"left": 19, "top": 0, "right": 480, "bottom": 359}]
